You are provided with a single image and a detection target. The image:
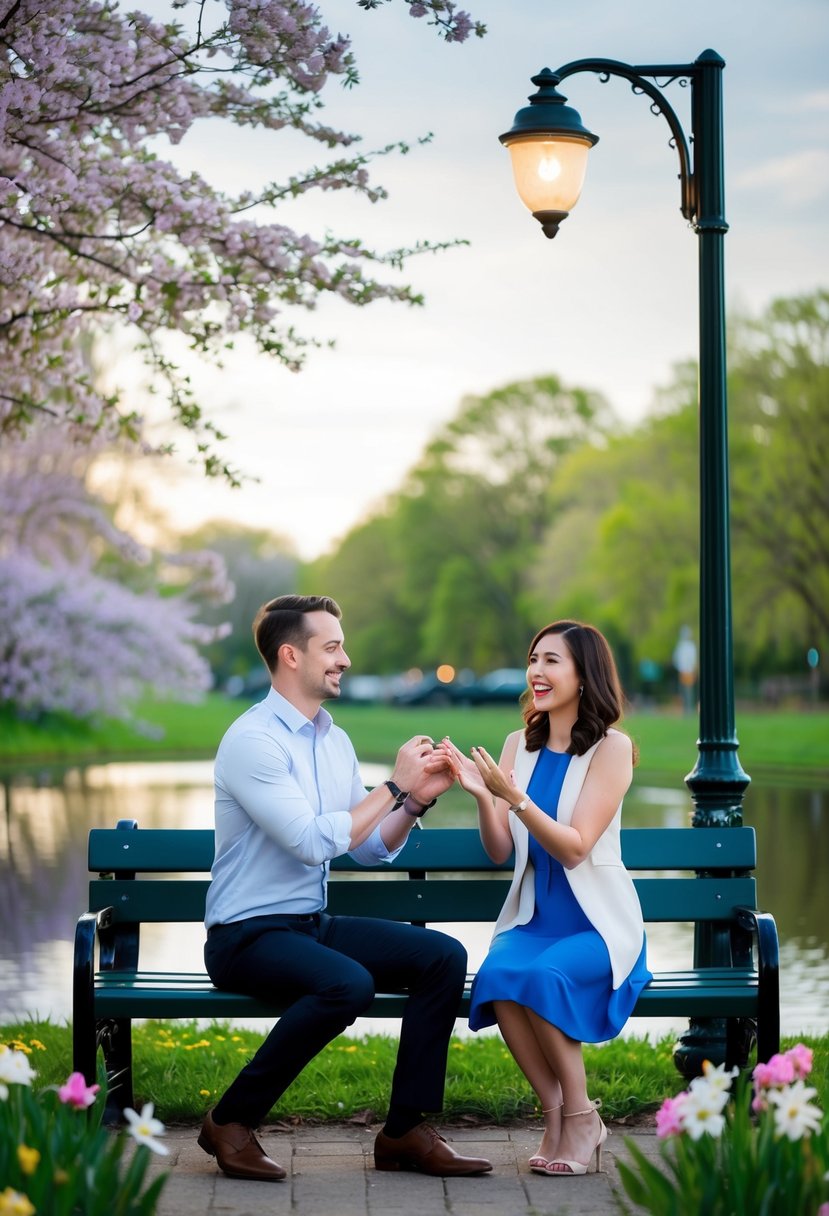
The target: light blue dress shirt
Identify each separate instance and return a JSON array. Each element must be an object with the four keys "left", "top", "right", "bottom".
[{"left": 205, "top": 687, "right": 397, "bottom": 927}]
